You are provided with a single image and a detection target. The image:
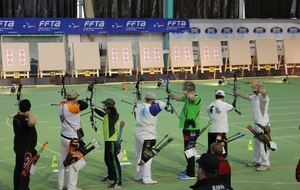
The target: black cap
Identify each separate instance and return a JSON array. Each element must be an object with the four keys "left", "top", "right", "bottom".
[
  {"left": 196, "top": 153, "right": 219, "bottom": 173},
  {"left": 101, "top": 98, "right": 115, "bottom": 107}
]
